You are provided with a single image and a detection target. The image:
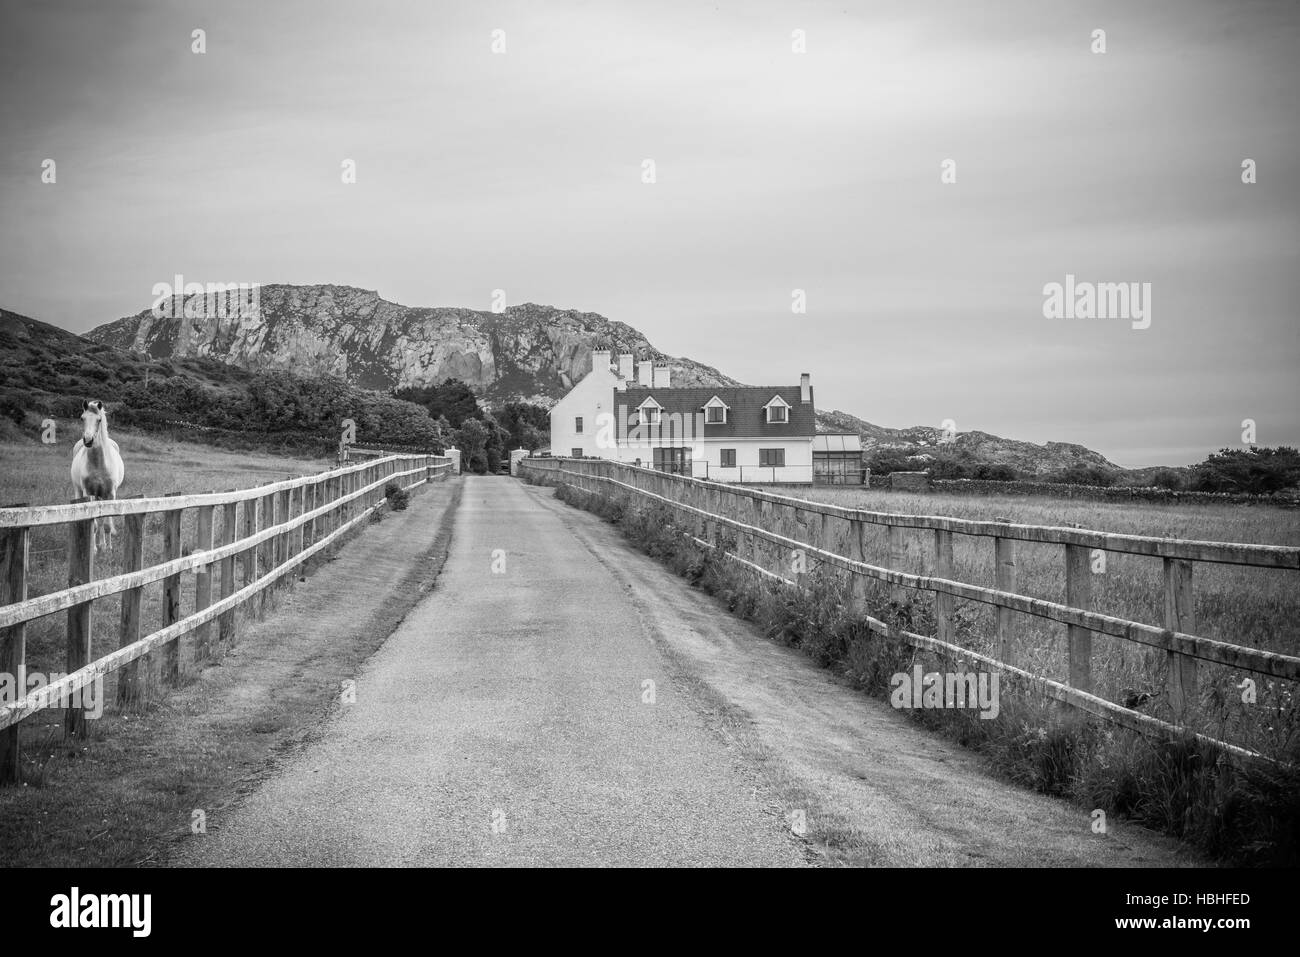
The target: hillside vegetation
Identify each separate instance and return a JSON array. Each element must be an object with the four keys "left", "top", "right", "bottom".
[{"left": 0, "top": 308, "right": 447, "bottom": 456}]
